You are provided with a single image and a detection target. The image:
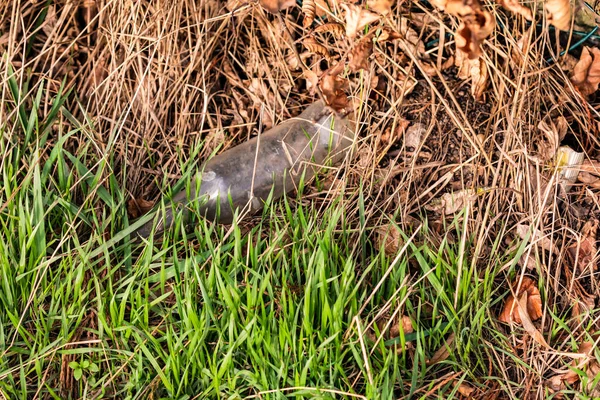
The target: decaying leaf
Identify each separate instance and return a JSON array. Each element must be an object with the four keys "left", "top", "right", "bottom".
[
  {"left": 127, "top": 198, "right": 154, "bottom": 219},
  {"left": 319, "top": 73, "right": 349, "bottom": 112},
  {"left": 404, "top": 122, "right": 425, "bottom": 151},
  {"left": 302, "top": 0, "right": 316, "bottom": 27},
  {"left": 568, "top": 219, "right": 598, "bottom": 272},
  {"left": 348, "top": 39, "right": 373, "bottom": 72},
  {"left": 303, "top": 69, "right": 320, "bottom": 92},
  {"left": 313, "top": 22, "right": 346, "bottom": 36},
  {"left": 537, "top": 114, "right": 568, "bottom": 161},
  {"left": 545, "top": 0, "right": 573, "bottom": 31},
  {"left": 426, "top": 188, "right": 479, "bottom": 215},
  {"left": 389, "top": 315, "right": 414, "bottom": 338},
  {"left": 429, "top": 0, "right": 495, "bottom": 59},
  {"left": 376, "top": 26, "right": 402, "bottom": 42},
  {"left": 456, "top": 382, "right": 476, "bottom": 397},
  {"left": 571, "top": 47, "right": 600, "bottom": 97},
  {"left": 376, "top": 224, "right": 403, "bottom": 256},
  {"left": 547, "top": 341, "right": 600, "bottom": 395},
  {"left": 455, "top": 10, "right": 495, "bottom": 59},
  {"left": 516, "top": 223, "right": 559, "bottom": 254},
  {"left": 342, "top": 3, "right": 381, "bottom": 39},
  {"left": 454, "top": 48, "right": 488, "bottom": 99},
  {"left": 578, "top": 159, "right": 600, "bottom": 189},
  {"left": 381, "top": 118, "right": 410, "bottom": 145},
  {"left": 498, "top": 276, "right": 543, "bottom": 324},
  {"left": 497, "top": 0, "right": 532, "bottom": 20},
  {"left": 303, "top": 37, "right": 329, "bottom": 58},
  {"left": 367, "top": 0, "right": 393, "bottom": 15},
  {"left": 259, "top": 0, "right": 296, "bottom": 13},
  {"left": 426, "top": 333, "right": 455, "bottom": 365}
]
